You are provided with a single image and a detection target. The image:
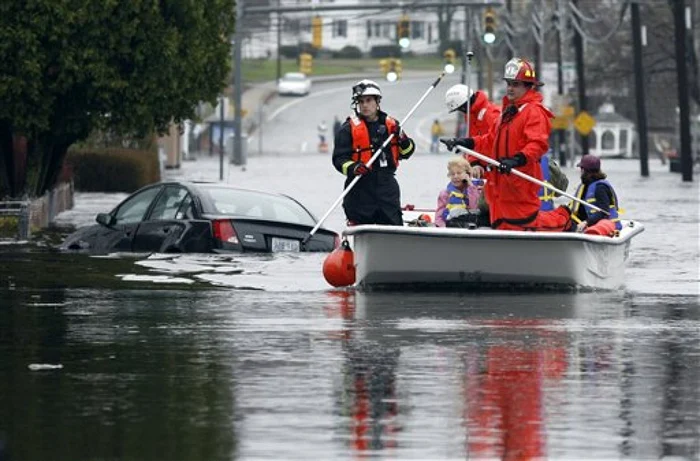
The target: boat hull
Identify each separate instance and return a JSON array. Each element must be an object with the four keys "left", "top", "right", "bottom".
[{"left": 343, "top": 221, "right": 644, "bottom": 290}]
